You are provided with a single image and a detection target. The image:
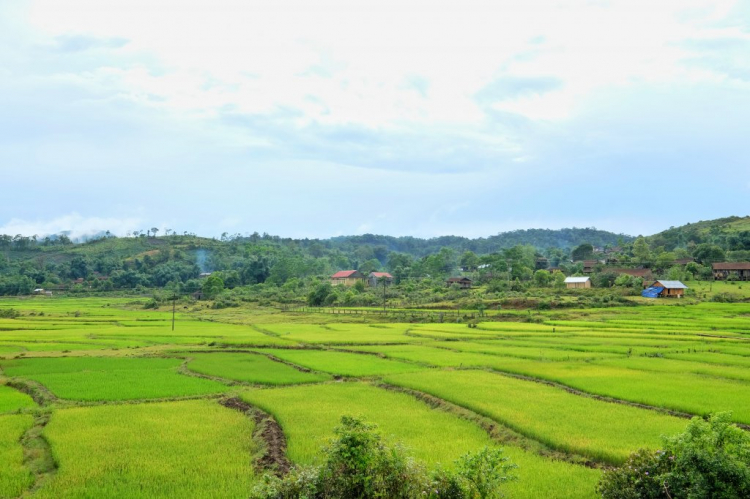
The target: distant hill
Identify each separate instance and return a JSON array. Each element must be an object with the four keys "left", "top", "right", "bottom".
[
  {"left": 329, "top": 227, "right": 632, "bottom": 257},
  {"left": 648, "top": 216, "right": 750, "bottom": 251}
]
